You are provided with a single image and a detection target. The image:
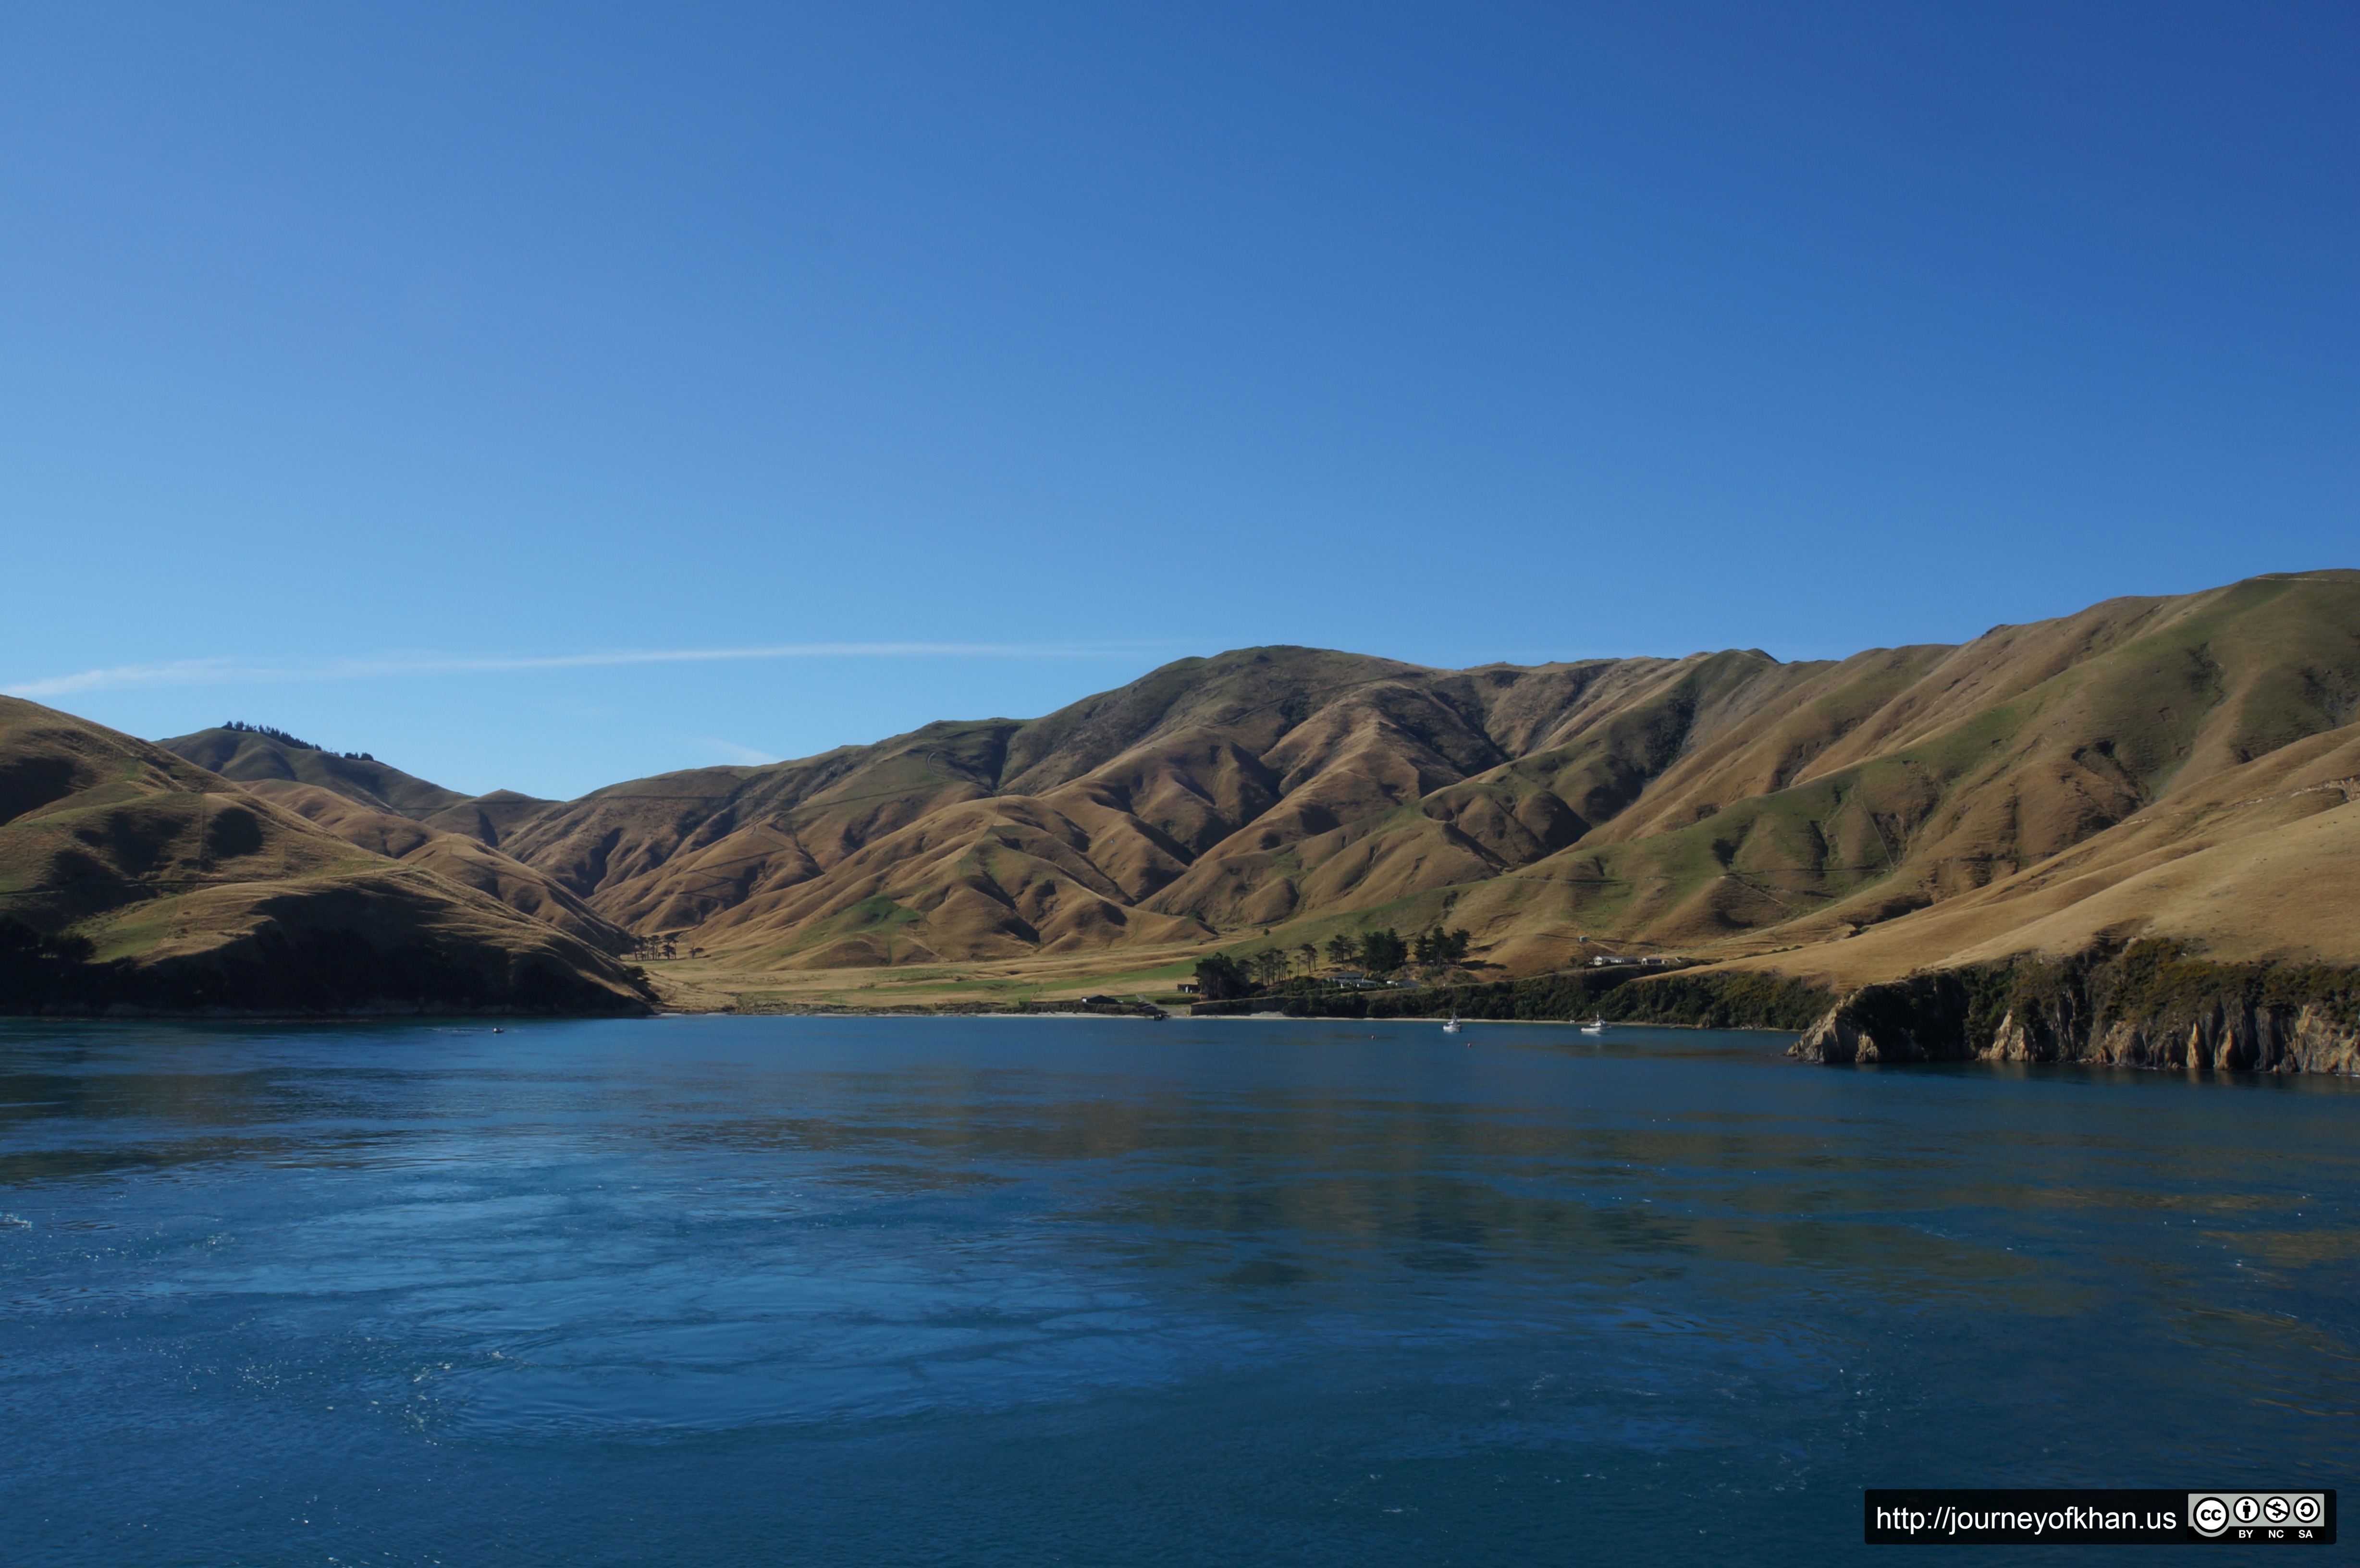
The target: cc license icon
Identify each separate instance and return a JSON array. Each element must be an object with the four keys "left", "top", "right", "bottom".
[
  {"left": 2295, "top": 1495, "right": 2323, "bottom": 1526},
  {"left": 2191, "top": 1497, "right": 2229, "bottom": 1536},
  {"left": 2235, "top": 1496, "right": 2262, "bottom": 1525}
]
